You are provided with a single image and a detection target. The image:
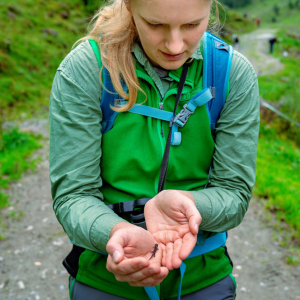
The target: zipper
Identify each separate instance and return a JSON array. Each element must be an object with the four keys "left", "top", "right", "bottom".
[{"left": 159, "top": 102, "right": 164, "bottom": 138}]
